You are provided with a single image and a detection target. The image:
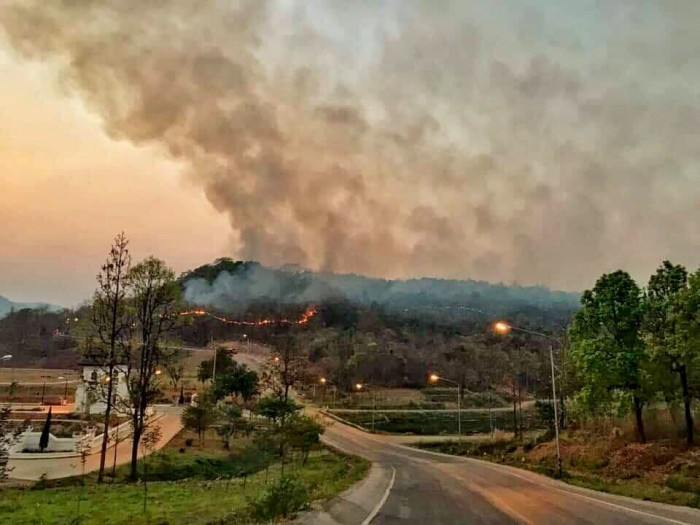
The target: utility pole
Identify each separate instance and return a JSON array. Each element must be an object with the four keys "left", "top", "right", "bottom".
[
  {"left": 40, "top": 375, "right": 51, "bottom": 405},
  {"left": 211, "top": 332, "right": 217, "bottom": 384},
  {"left": 428, "top": 374, "right": 461, "bottom": 441},
  {"left": 494, "top": 321, "right": 563, "bottom": 478},
  {"left": 549, "top": 343, "right": 562, "bottom": 478}
]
